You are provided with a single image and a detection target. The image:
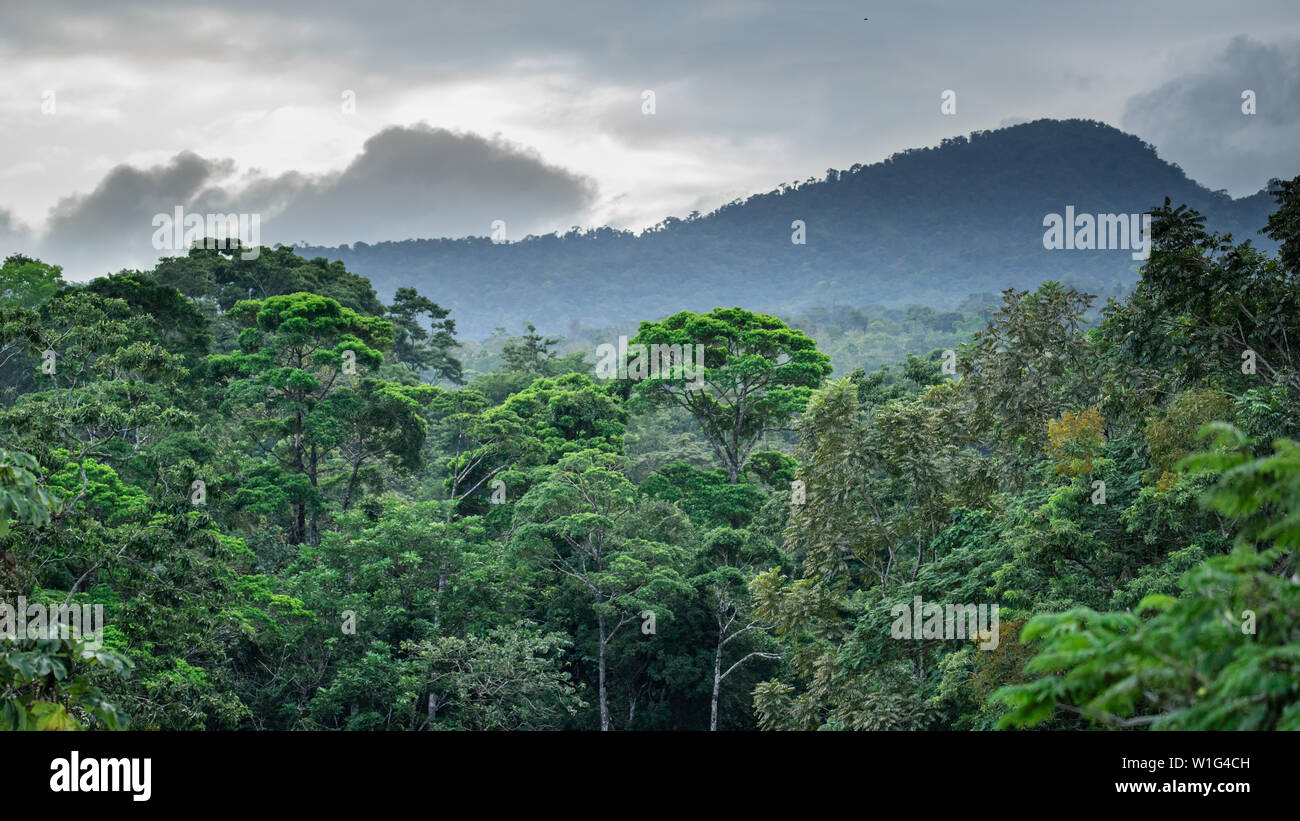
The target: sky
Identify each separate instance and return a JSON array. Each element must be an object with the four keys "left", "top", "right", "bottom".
[{"left": 1, "top": 0, "right": 1298, "bottom": 278}]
